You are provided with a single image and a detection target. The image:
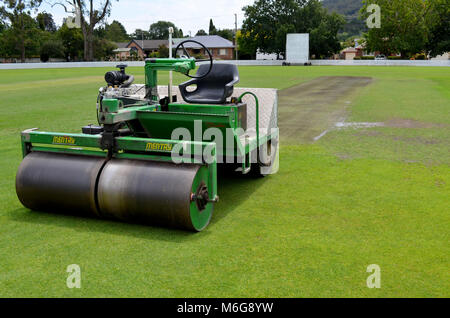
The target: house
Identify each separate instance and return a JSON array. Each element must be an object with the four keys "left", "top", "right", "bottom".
[
  {"left": 172, "top": 38, "right": 186, "bottom": 47},
  {"left": 128, "top": 39, "right": 169, "bottom": 58},
  {"left": 176, "top": 35, "right": 235, "bottom": 60},
  {"left": 113, "top": 35, "right": 235, "bottom": 61},
  {"left": 341, "top": 45, "right": 364, "bottom": 60},
  {"left": 113, "top": 39, "right": 170, "bottom": 60},
  {"left": 113, "top": 42, "right": 131, "bottom": 60}
]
